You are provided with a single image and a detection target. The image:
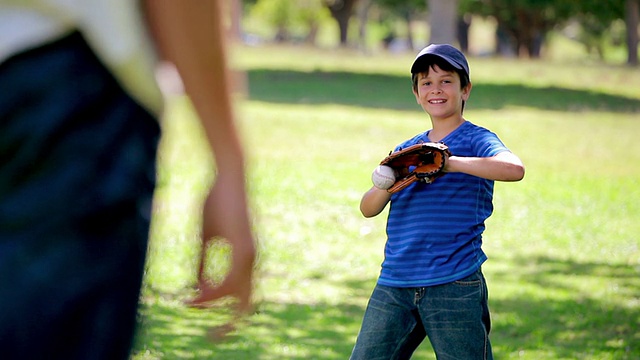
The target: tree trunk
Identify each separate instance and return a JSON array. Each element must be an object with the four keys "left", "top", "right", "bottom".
[
  {"left": 357, "top": 0, "right": 373, "bottom": 51},
  {"left": 427, "top": 0, "right": 458, "bottom": 45},
  {"left": 495, "top": 22, "right": 516, "bottom": 57},
  {"left": 306, "top": 21, "right": 319, "bottom": 44},
  {"left": 326, "top": 0, "right": 359, "bottom": 46},
  {"left": 513, "top": 9, "right": 547, "bottom": 58},
  {"left": 626, "top": 0, "right": 639, "bottom": 66},
  {"left": 528, "top": 30, "right": 543, "bottom": 58},
  {"left": 457, "top": 14, "right": 471, "bottom": 53},
  {"left": 403, "top": 10, "right": 414, "bottom": 51}
]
